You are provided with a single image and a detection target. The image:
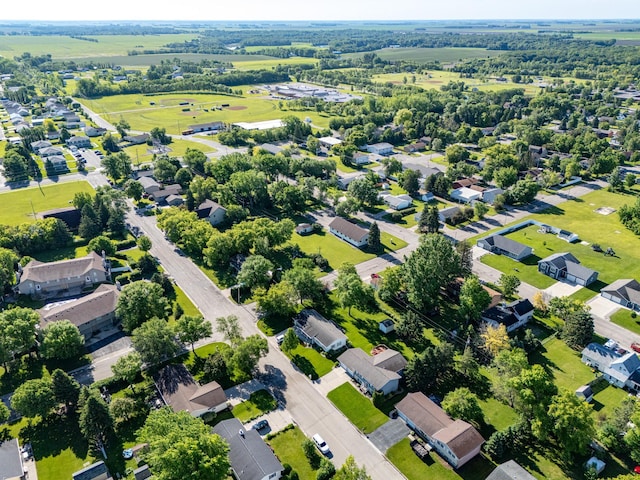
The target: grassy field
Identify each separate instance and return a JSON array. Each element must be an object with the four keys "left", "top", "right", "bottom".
[
  {"left": 80, "top": 91, "right": 331, "bottom": 135},
  {"left": 344, "top": 47, "right": 504, "bottom": 64},
  {"left": 326, "top": 382, "right": 389, "bottom": 434},
  {"left": 231, "top": 389, "right": 277, "bottom": 423},
  {"left": 122, "top": 138, "right": 215, "bottom": 164},
  {"left": 480, "top": 253, "right": 557, "bottom": 289},
  {"left": 0, "top": 34, "right": 198, "bottom": 59},
  {"left": 287, "top": 344, "right": 335, "bottom": 379},
  {"left": 0, "top": 180, "right": 94, "bottom": 225},
  {"left": 269, "top": 426, "right": 319, "bottom": 480},
  {"left": 610, "top": 309, "right": 640, "bottom": 335}
]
